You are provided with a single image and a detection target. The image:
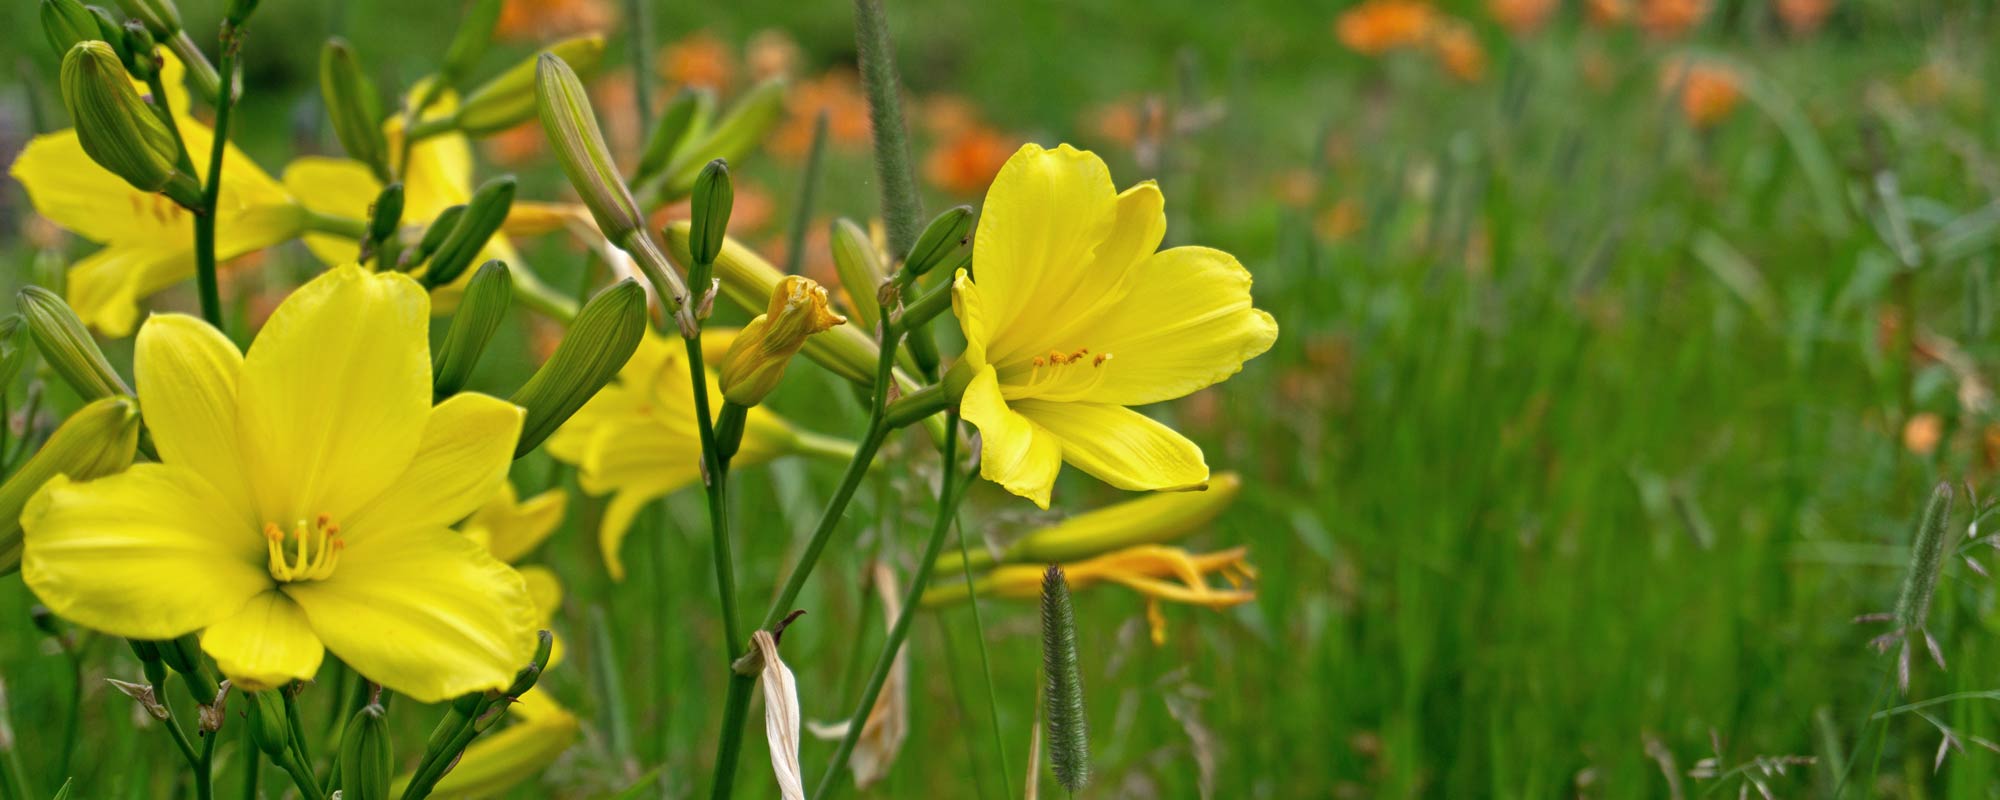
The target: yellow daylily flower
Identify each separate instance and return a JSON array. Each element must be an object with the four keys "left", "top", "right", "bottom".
[
  {"left": 547, "top": 333, "right": 846, "bottom": 580},
  {"left": 462, "top": 482, "right": 568, "bottom": 564},
  {"left": 9, "top": 53, "right": 304, "bottom": 336},
  {"left": 20, "top": 265, "right": 538, "bottom": 703},
  {"left": 923, "top": 544, "right": 1256, "bottom": 645},
  {"left": 948, "top": 143, "right": 1278, "bottom": 508}
]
